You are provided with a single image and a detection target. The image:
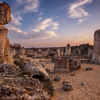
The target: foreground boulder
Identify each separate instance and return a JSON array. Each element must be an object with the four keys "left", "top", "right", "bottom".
[
  {"left": 54, "top": 75, "right": 61, "bottom": 82},
  {"left": 63, "top": 80, "right": 73, "bottom": 91},
  {"left": 23, "top": 62, "right": 54, "bottom": 96}
]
